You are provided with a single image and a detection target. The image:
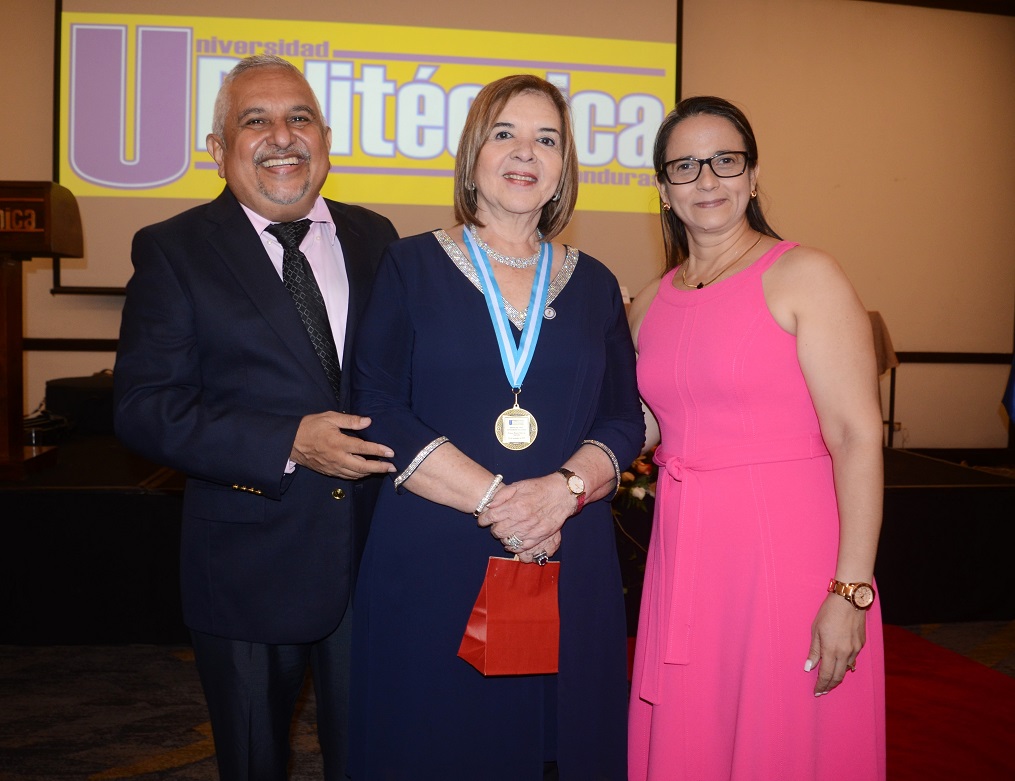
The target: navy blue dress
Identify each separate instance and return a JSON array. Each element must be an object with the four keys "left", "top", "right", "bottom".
[{"left": 349, "top": 230, "right": 643, "bottom": 780}]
